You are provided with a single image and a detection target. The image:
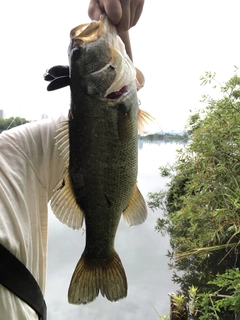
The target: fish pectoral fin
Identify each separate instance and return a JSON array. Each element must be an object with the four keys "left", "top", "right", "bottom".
[
  {"left": 122, "top": 184, "right": 148, "bottom": 227},
  {"left": 68, "top": 250, "right": 127, "bottom": 304},
  {"left": 138, "top": 109, "right": 160, "bottom": 135},
  {"left": 136, "top": 67, "right": 145, "bottom": 90}
]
